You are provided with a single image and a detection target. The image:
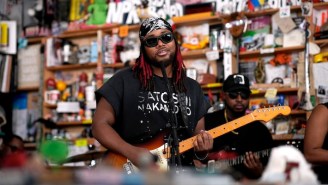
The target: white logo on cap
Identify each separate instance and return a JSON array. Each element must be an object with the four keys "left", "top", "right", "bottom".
[{"left": 233, "top": 75, "right": 245, "bottom": 85}]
